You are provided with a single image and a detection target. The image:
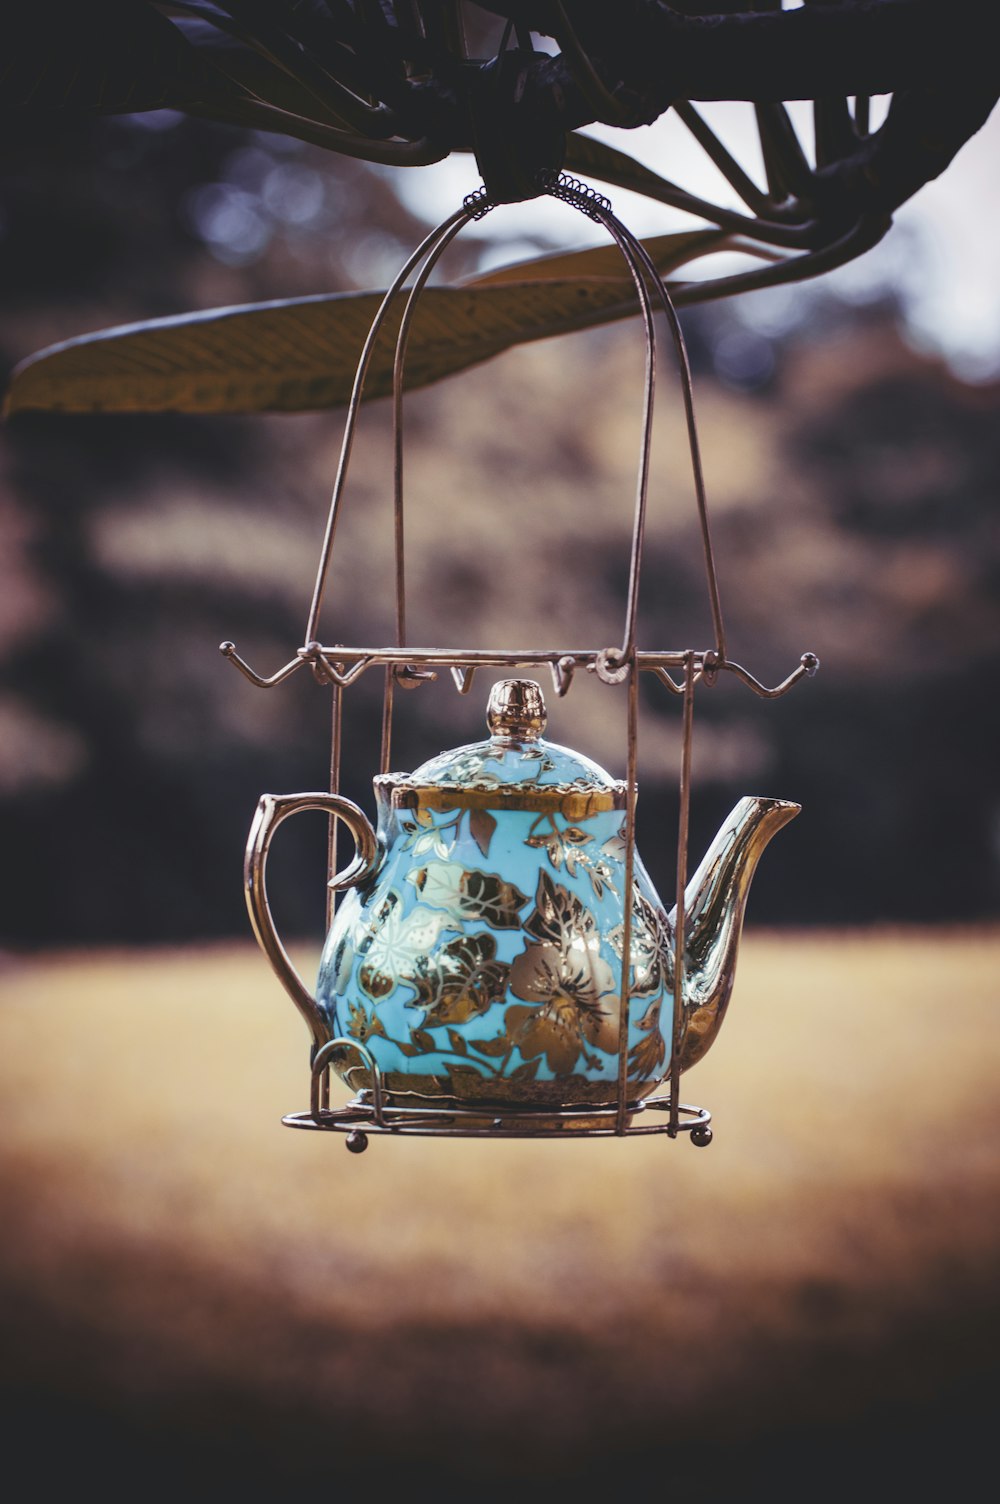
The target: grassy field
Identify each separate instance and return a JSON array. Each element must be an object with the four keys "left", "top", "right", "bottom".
[{"left": 1, "top": 930, "right": 998, "bottom": 1498}]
